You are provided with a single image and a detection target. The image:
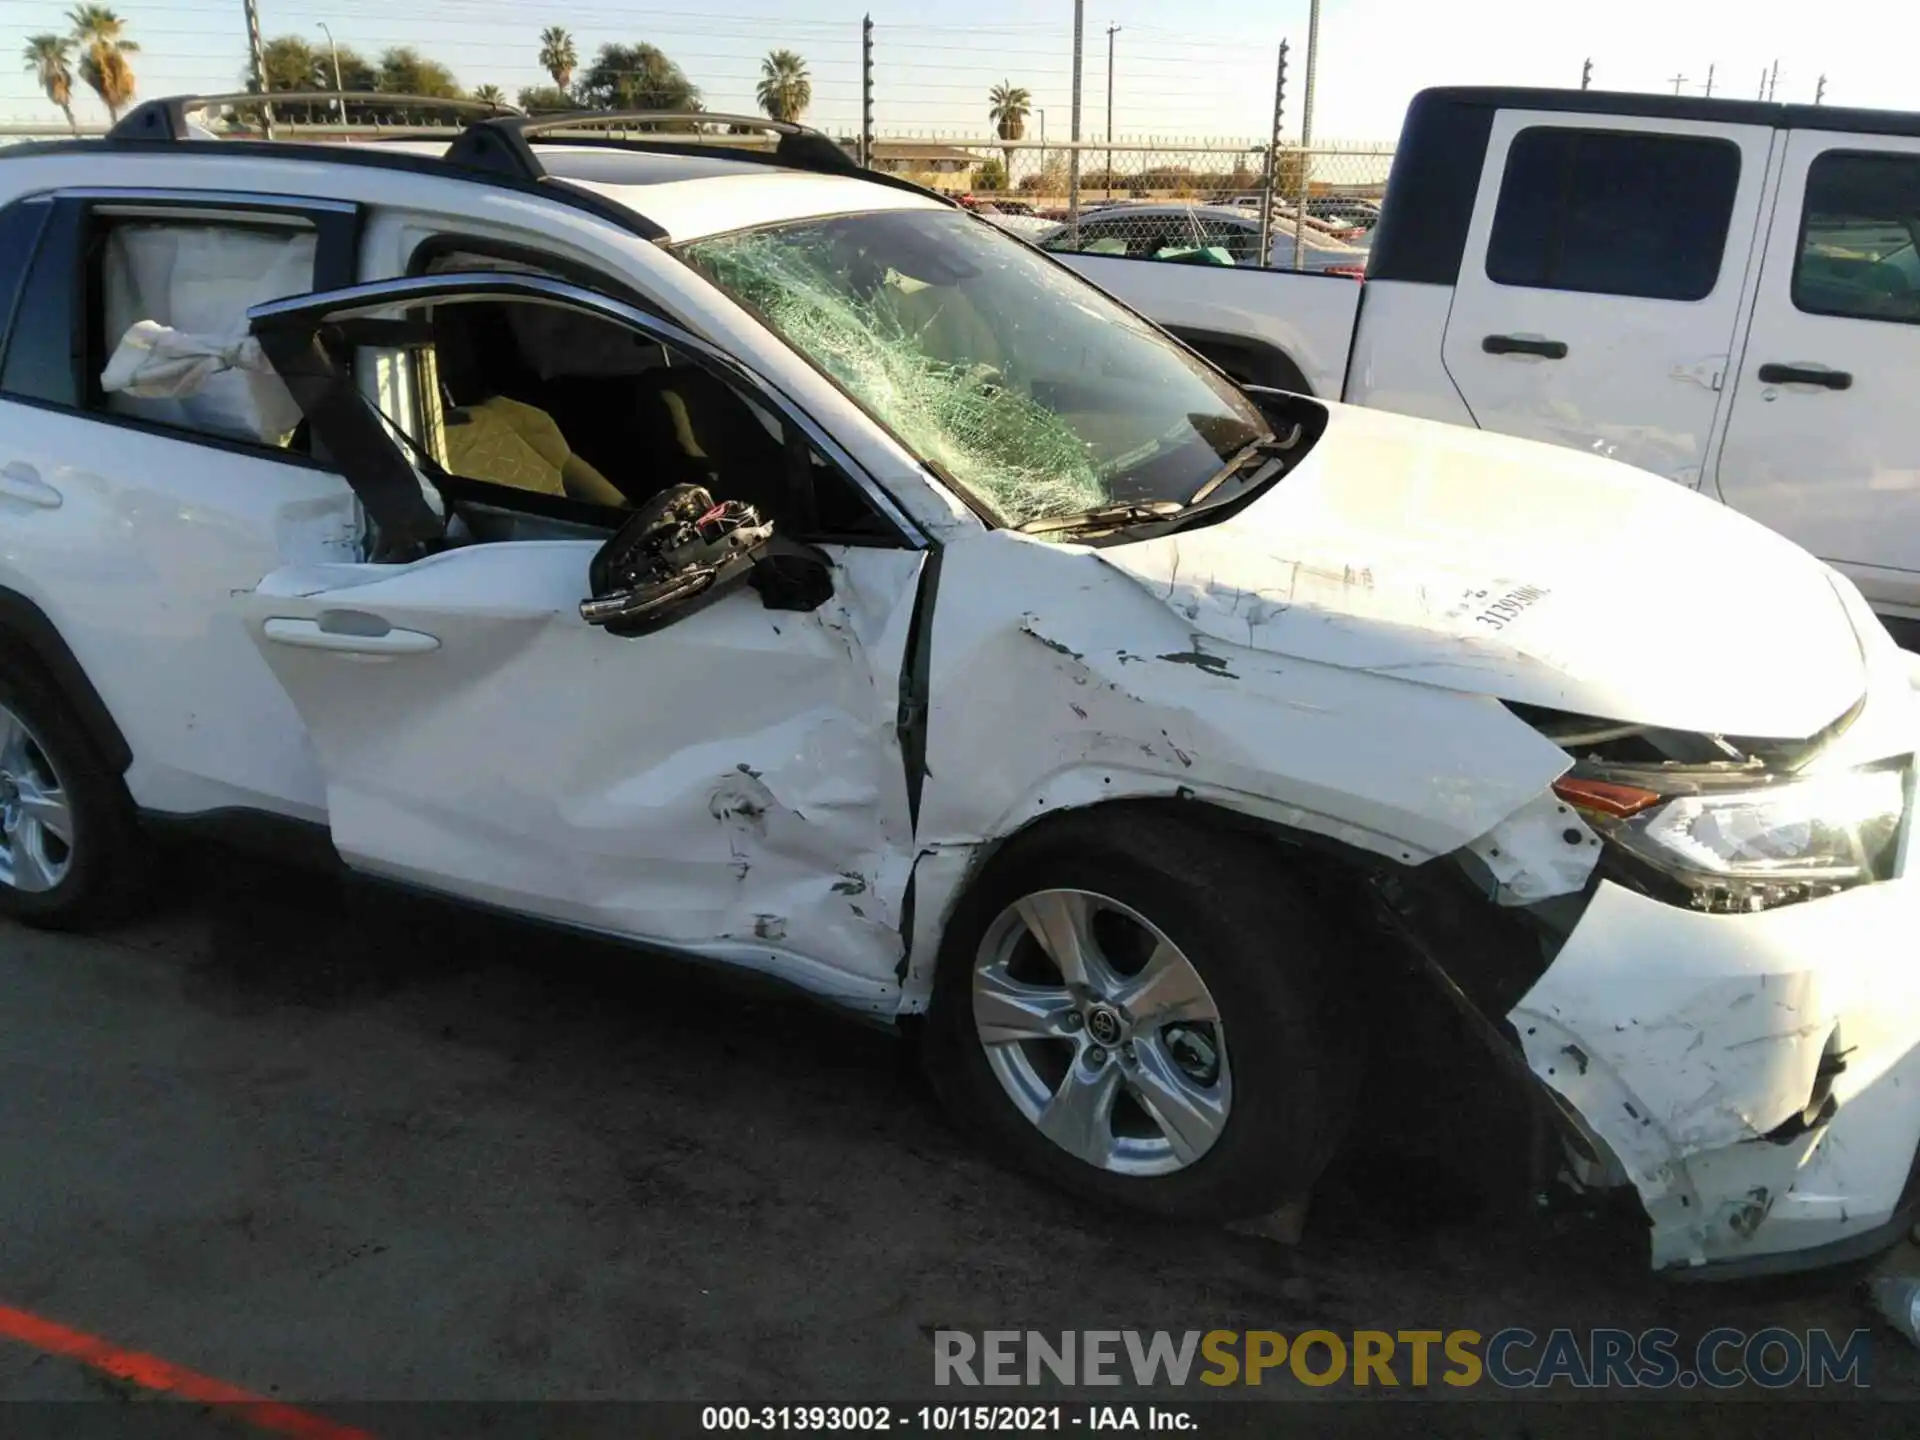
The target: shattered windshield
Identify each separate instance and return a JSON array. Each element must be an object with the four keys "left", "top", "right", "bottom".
[{"left": 680, "top": 209, "right": 1266, "bottom": 529}]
